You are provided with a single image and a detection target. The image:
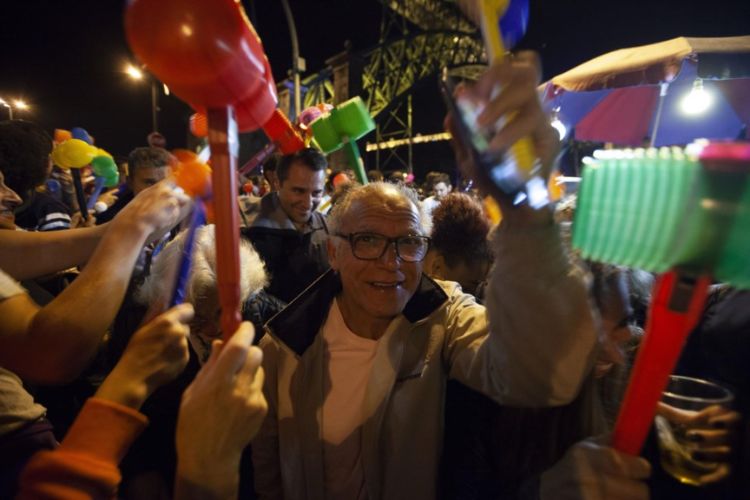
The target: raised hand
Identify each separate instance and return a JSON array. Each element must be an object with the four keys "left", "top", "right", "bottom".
[
  {"left": 175, "top": 321, "right": 267, "bottom": 500},
  {"left": 656, "top": 402, "right": 741, "bottom": 484},
  {"left": 445, "top": 53, "right": 559, "bottom": 218},
  {"left": 540, "top": 435, "right": 651, "bottom": 500},
  {"left": 96, "top": 303, "right": 193, "bottom": 409},
  {"left": 112, "top": 180, "right": 191, "bottom": 240}
]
